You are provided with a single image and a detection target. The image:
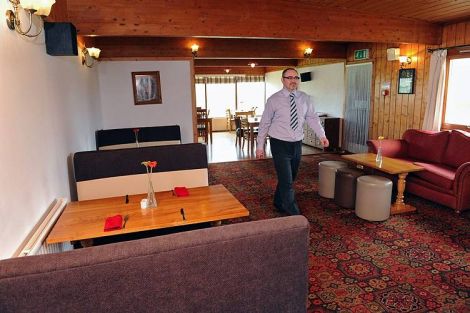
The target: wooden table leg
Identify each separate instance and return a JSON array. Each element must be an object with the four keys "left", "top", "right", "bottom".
[
  {"left": 250, "top": 125, "right": 255, "bottom": 153},
  {"left": 209, "top": 120, "right": 213, "bottom": 143},
  {"left": 390, "top": 172, "right": 416, "bottom": 214}
]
